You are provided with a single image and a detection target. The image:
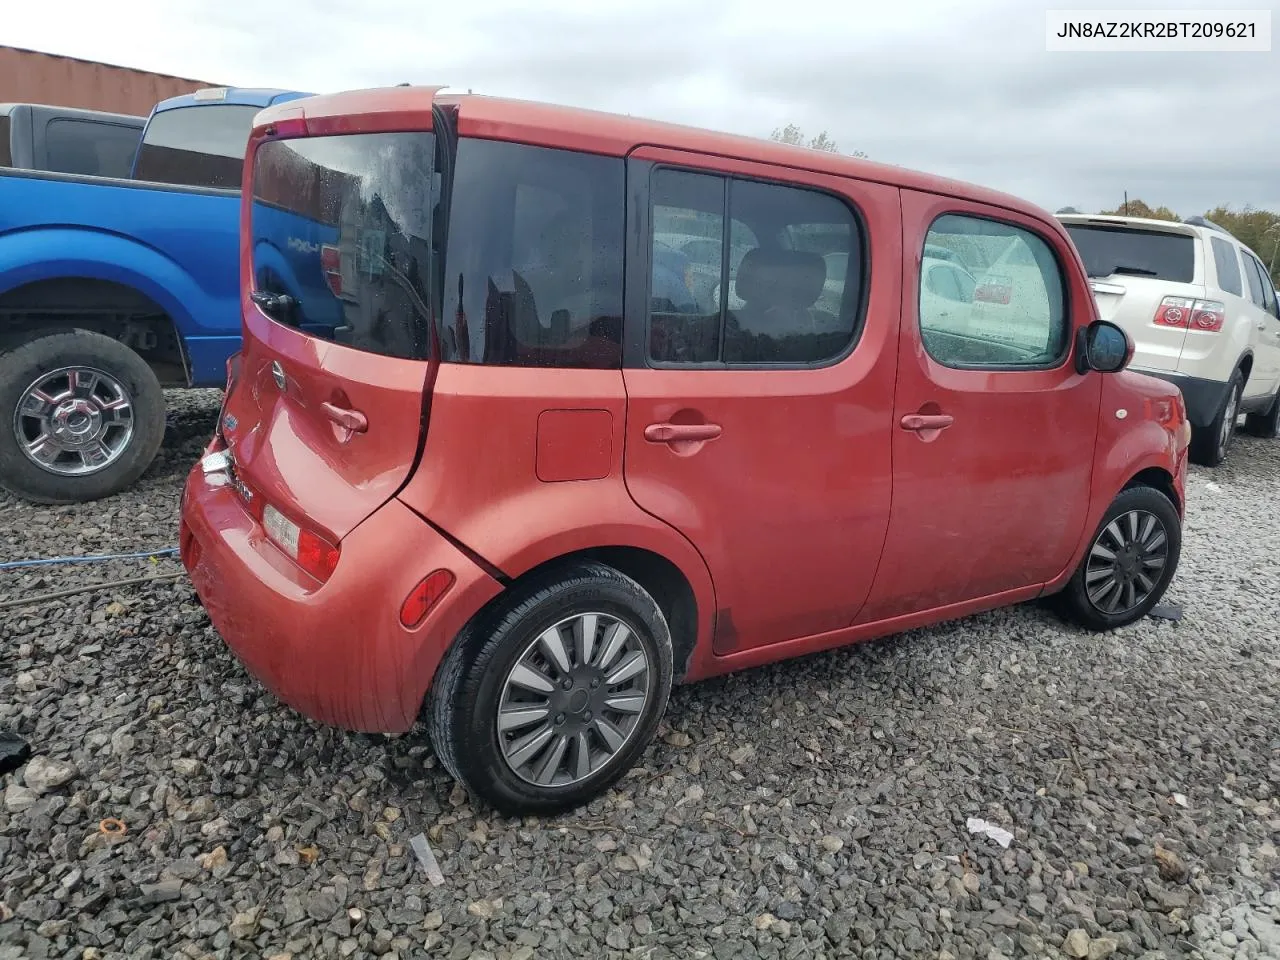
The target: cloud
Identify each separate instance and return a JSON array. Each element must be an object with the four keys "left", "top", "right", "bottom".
[{"left": 7, "top": 0, "right": 1277, "bottom": 215}]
